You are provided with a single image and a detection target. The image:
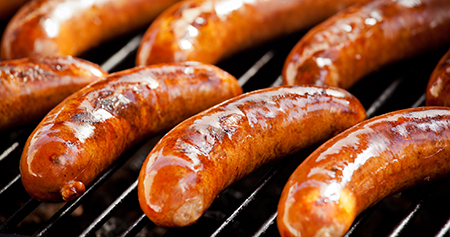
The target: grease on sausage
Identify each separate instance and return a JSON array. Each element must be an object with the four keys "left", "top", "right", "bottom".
[
  {"left": 0, "top": 56, "right": 107, "bottom": 131},
  {"left": 282, "top": 0, "right": 450, "bottom": 89},
  {"left": 277, "top": 107, "right": 450, "bottom": 237},
  {"left": 1, "top": 0, "right": 181, "bottom": 60},
  {"left": 136, "top": 0, "right": 370, "bottom": 66},
  {"left": 138, "top": 85, "right": 366, "bottom": 227},
  {"left": 20, "top": 62, "right": 242, "bottom": 202}
]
